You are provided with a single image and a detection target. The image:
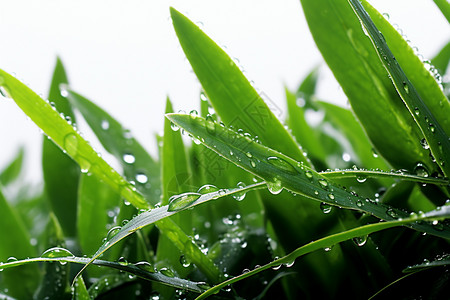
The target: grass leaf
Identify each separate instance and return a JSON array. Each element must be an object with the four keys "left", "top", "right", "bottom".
[
  {"left": 349, "top": 0, "right": 450, "bottom": 177},
  {"left": 66, "top": 89, "right": 160, "bottom": 204},
  {"left": 167, "top": 113, "right": 450, "bottom": 238},
  {"left": 0, "top": 147, "right": 24, "bottom": 186},
  {"left": 42, "top": 57, "right": 80, "bottom": 236},
  {"left": 433, "top": 0, "right": 450, "bottom": 24},
  {"left": 170, "top": 7, "right": 309, "bottom": 165}
]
